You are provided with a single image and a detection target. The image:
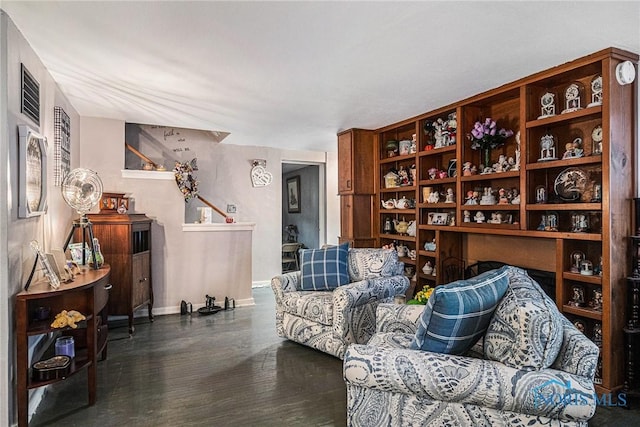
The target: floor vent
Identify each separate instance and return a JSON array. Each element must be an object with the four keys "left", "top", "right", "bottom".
[{"left": 21, "top": 63, "right": 40, "bottom": 126}]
